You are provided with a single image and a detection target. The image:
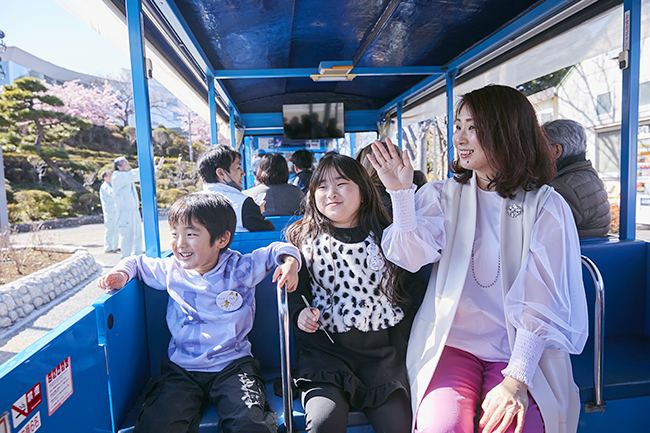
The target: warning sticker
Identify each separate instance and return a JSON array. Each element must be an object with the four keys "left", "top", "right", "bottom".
[
  {"left": 11, "top": 382, "right": 42, "bottom": 428},
  {"left": 45, "top": 357, "right": 73, "bottom": 416},
  {"left": 17, "top": 412, "right": 41, "bottom": 433},
  {"left": 0, "top": 412, "right": 10, "bottom": 433}
]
